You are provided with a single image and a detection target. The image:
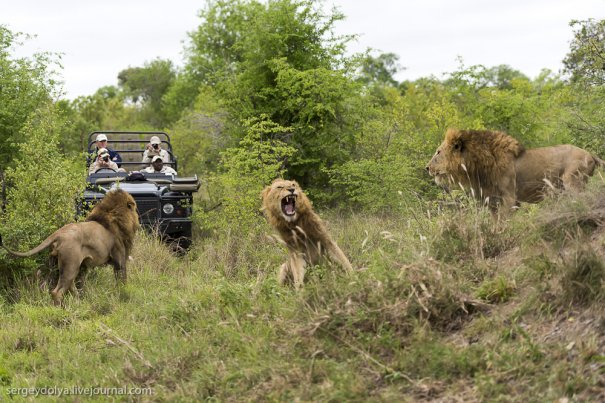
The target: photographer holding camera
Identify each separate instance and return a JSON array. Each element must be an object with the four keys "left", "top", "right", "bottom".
[
  {"left": 89, "top": 133, "right": 122, "bottom": 167},
  {"left": 88, "top": 148, "right": 120, "bottom": 174},
  {"left": 142, "top": 135, "right": 170, "bottom": 164}
]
